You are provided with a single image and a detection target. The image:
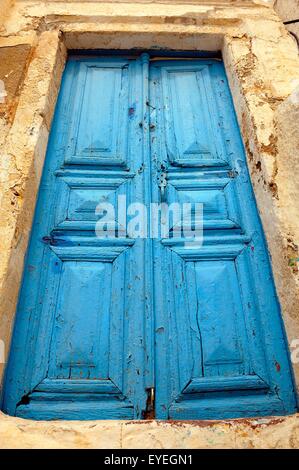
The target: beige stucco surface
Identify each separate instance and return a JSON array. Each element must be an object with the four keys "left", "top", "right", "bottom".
[
  {"left": 0, "top": 412, "right": 298, "bottom": 448},
  {"left": 274, "top": 0, "right": 299, "bottom": 39},
  {"left": 0, "top": 0, "right": 299, "bottom": 448}
]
